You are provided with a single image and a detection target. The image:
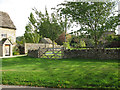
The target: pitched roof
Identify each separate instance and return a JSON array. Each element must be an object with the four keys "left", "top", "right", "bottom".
[
  {"left": 0, "top": 11, "right": 16, "bottom": 30},
  {"left": 1, "top": 38, "right": 13, "bottom": 45},
  {"left": 41, "top": 38, "right": 52, "bottom": 44}
]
